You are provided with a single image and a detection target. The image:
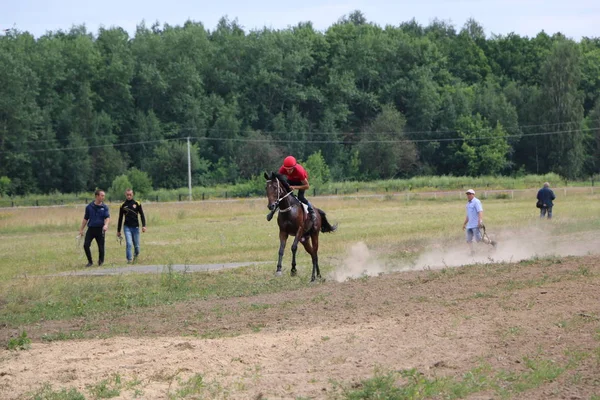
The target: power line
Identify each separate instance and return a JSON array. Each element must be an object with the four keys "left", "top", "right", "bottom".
[
  {"left": 1, "top": 126, "right": 598, "bottom": 155},
  {"left": 0, "top": 138, "right": 180, "bottom": 154},
  {"left": 10, "top": 117, "right": 600, "bottom": 145}
]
